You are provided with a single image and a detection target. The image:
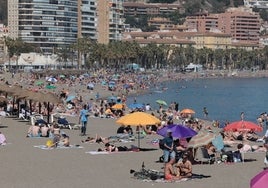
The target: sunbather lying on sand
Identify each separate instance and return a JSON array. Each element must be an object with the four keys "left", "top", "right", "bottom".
[
  {"left": 97, "top": 143, "right": 139, "bottom": 152},
  {"left": 82, "top": 134, "right": 109, "bottom": 144}
]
